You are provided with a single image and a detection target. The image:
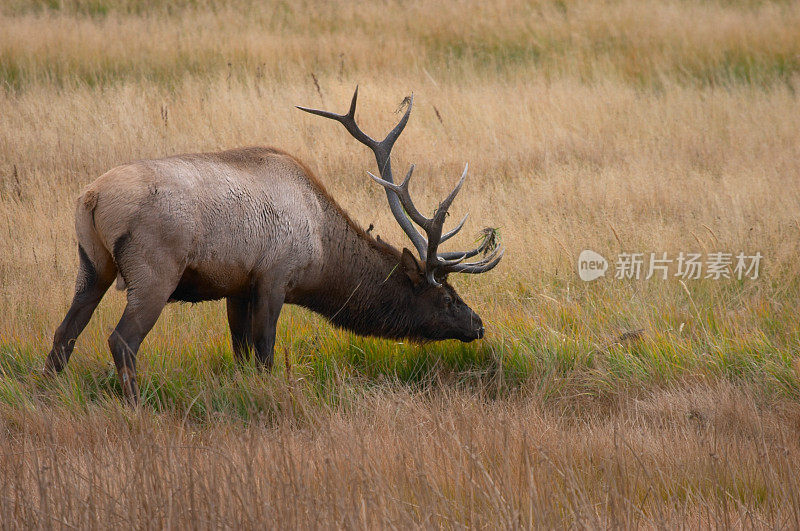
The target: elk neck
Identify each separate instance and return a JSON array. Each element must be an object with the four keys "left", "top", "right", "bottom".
[{"left": 290, "top": 205, "right": 422, "bottom": 340}]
